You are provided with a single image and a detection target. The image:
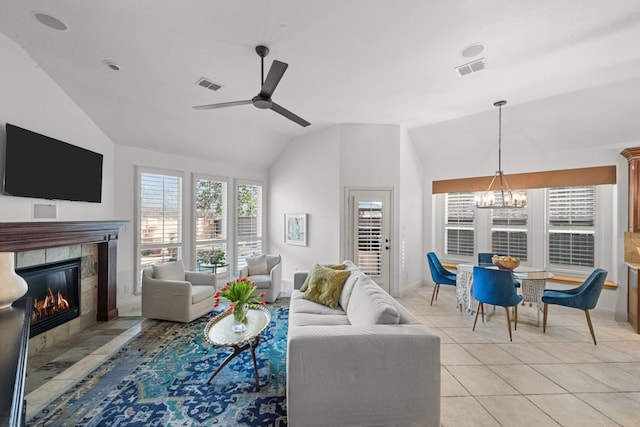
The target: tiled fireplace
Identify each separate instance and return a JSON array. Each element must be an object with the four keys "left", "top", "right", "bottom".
[
  {"left": 0, "top": 221, "right": 127, "bottom": 353},
  {"left": 17, "top": 256, "right": 82, "bottom": 337}
]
